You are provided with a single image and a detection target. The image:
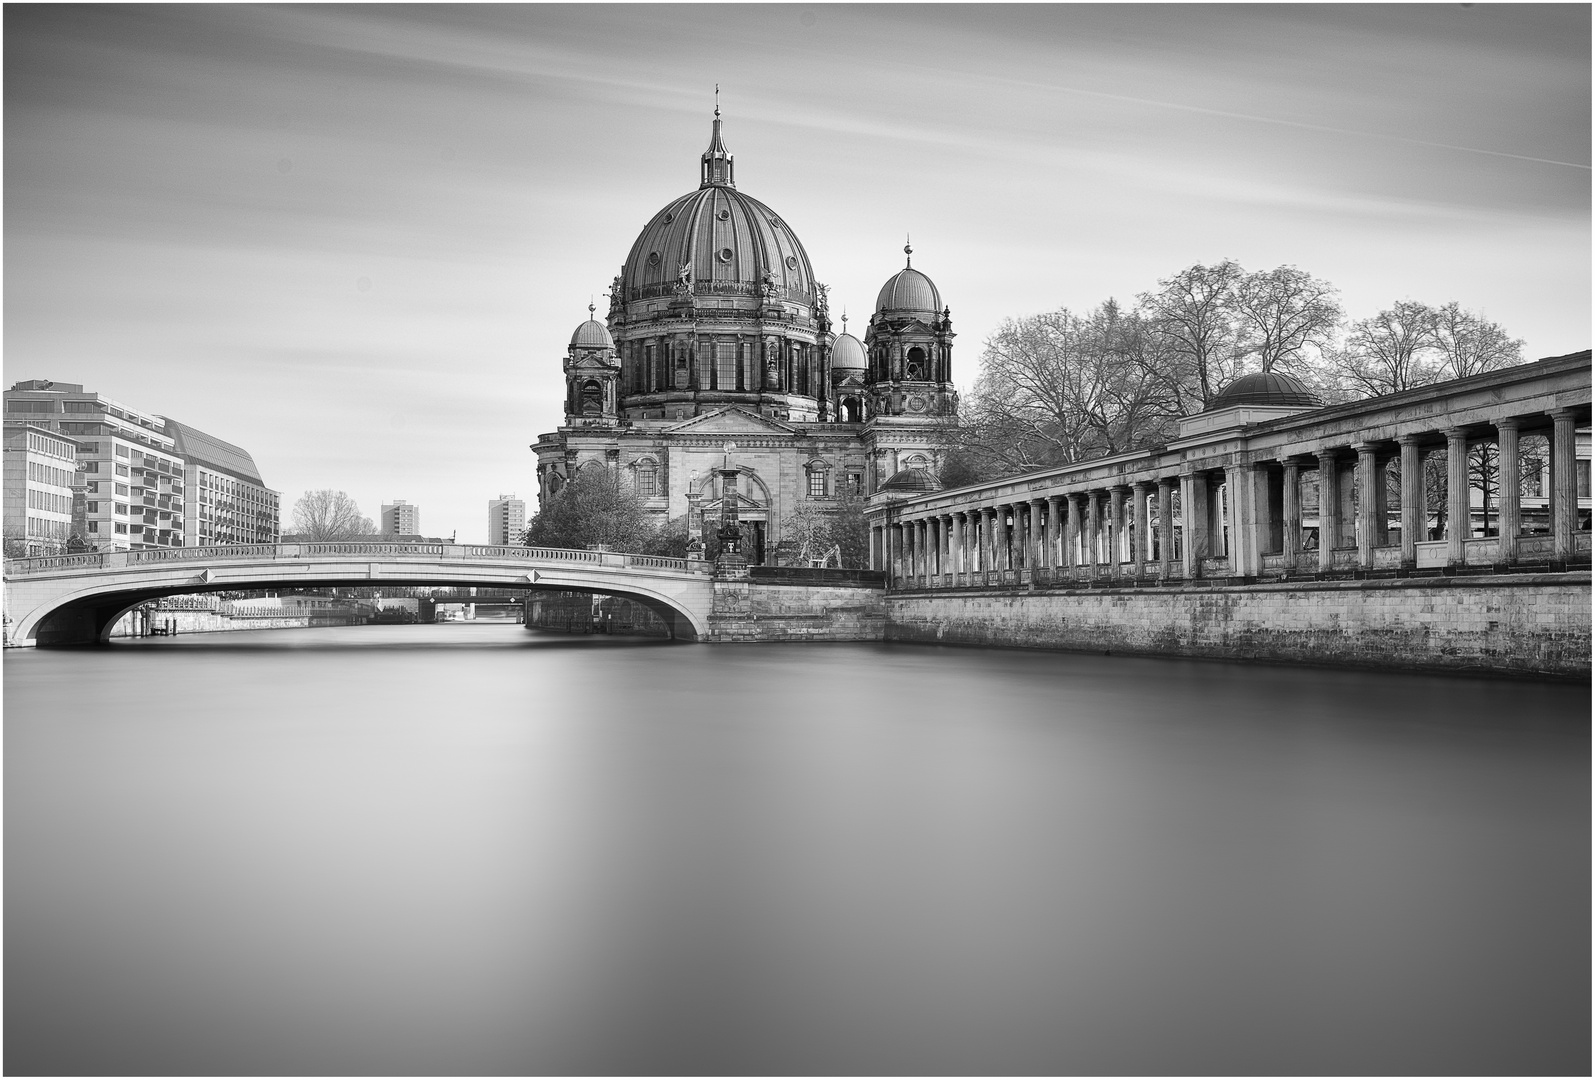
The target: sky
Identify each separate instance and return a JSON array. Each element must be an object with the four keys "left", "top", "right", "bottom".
[{"left": 5, "top": 4, "right": 1589, "bottom": 544}]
